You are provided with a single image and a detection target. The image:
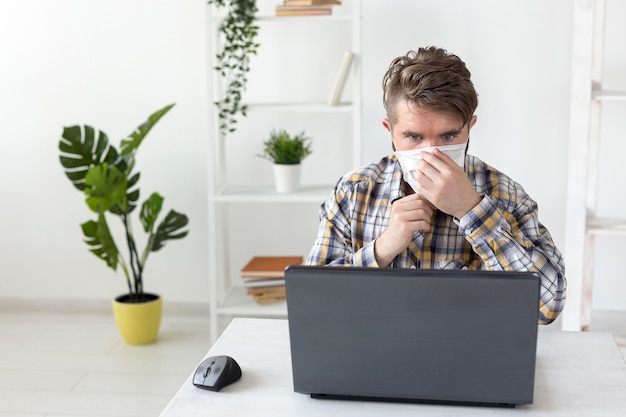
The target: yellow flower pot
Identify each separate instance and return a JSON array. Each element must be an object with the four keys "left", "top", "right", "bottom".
[{"left": 112, "top": 293, "right": 162, "bottom": 345}]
